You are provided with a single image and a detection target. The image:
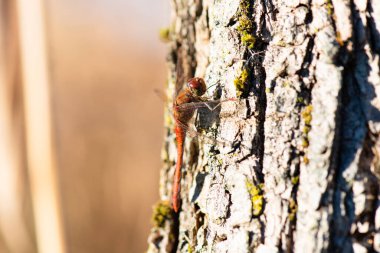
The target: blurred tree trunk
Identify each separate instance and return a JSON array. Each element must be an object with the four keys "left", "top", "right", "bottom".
[
  {"left": 0, "top": 1, "right": 36, "bottom": 252},
  {"left": 0, "top": 1, "right": 66, "bottom": 252},
  {"left": 147, "top": 0, "right": 380, "bottom": 252}
]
